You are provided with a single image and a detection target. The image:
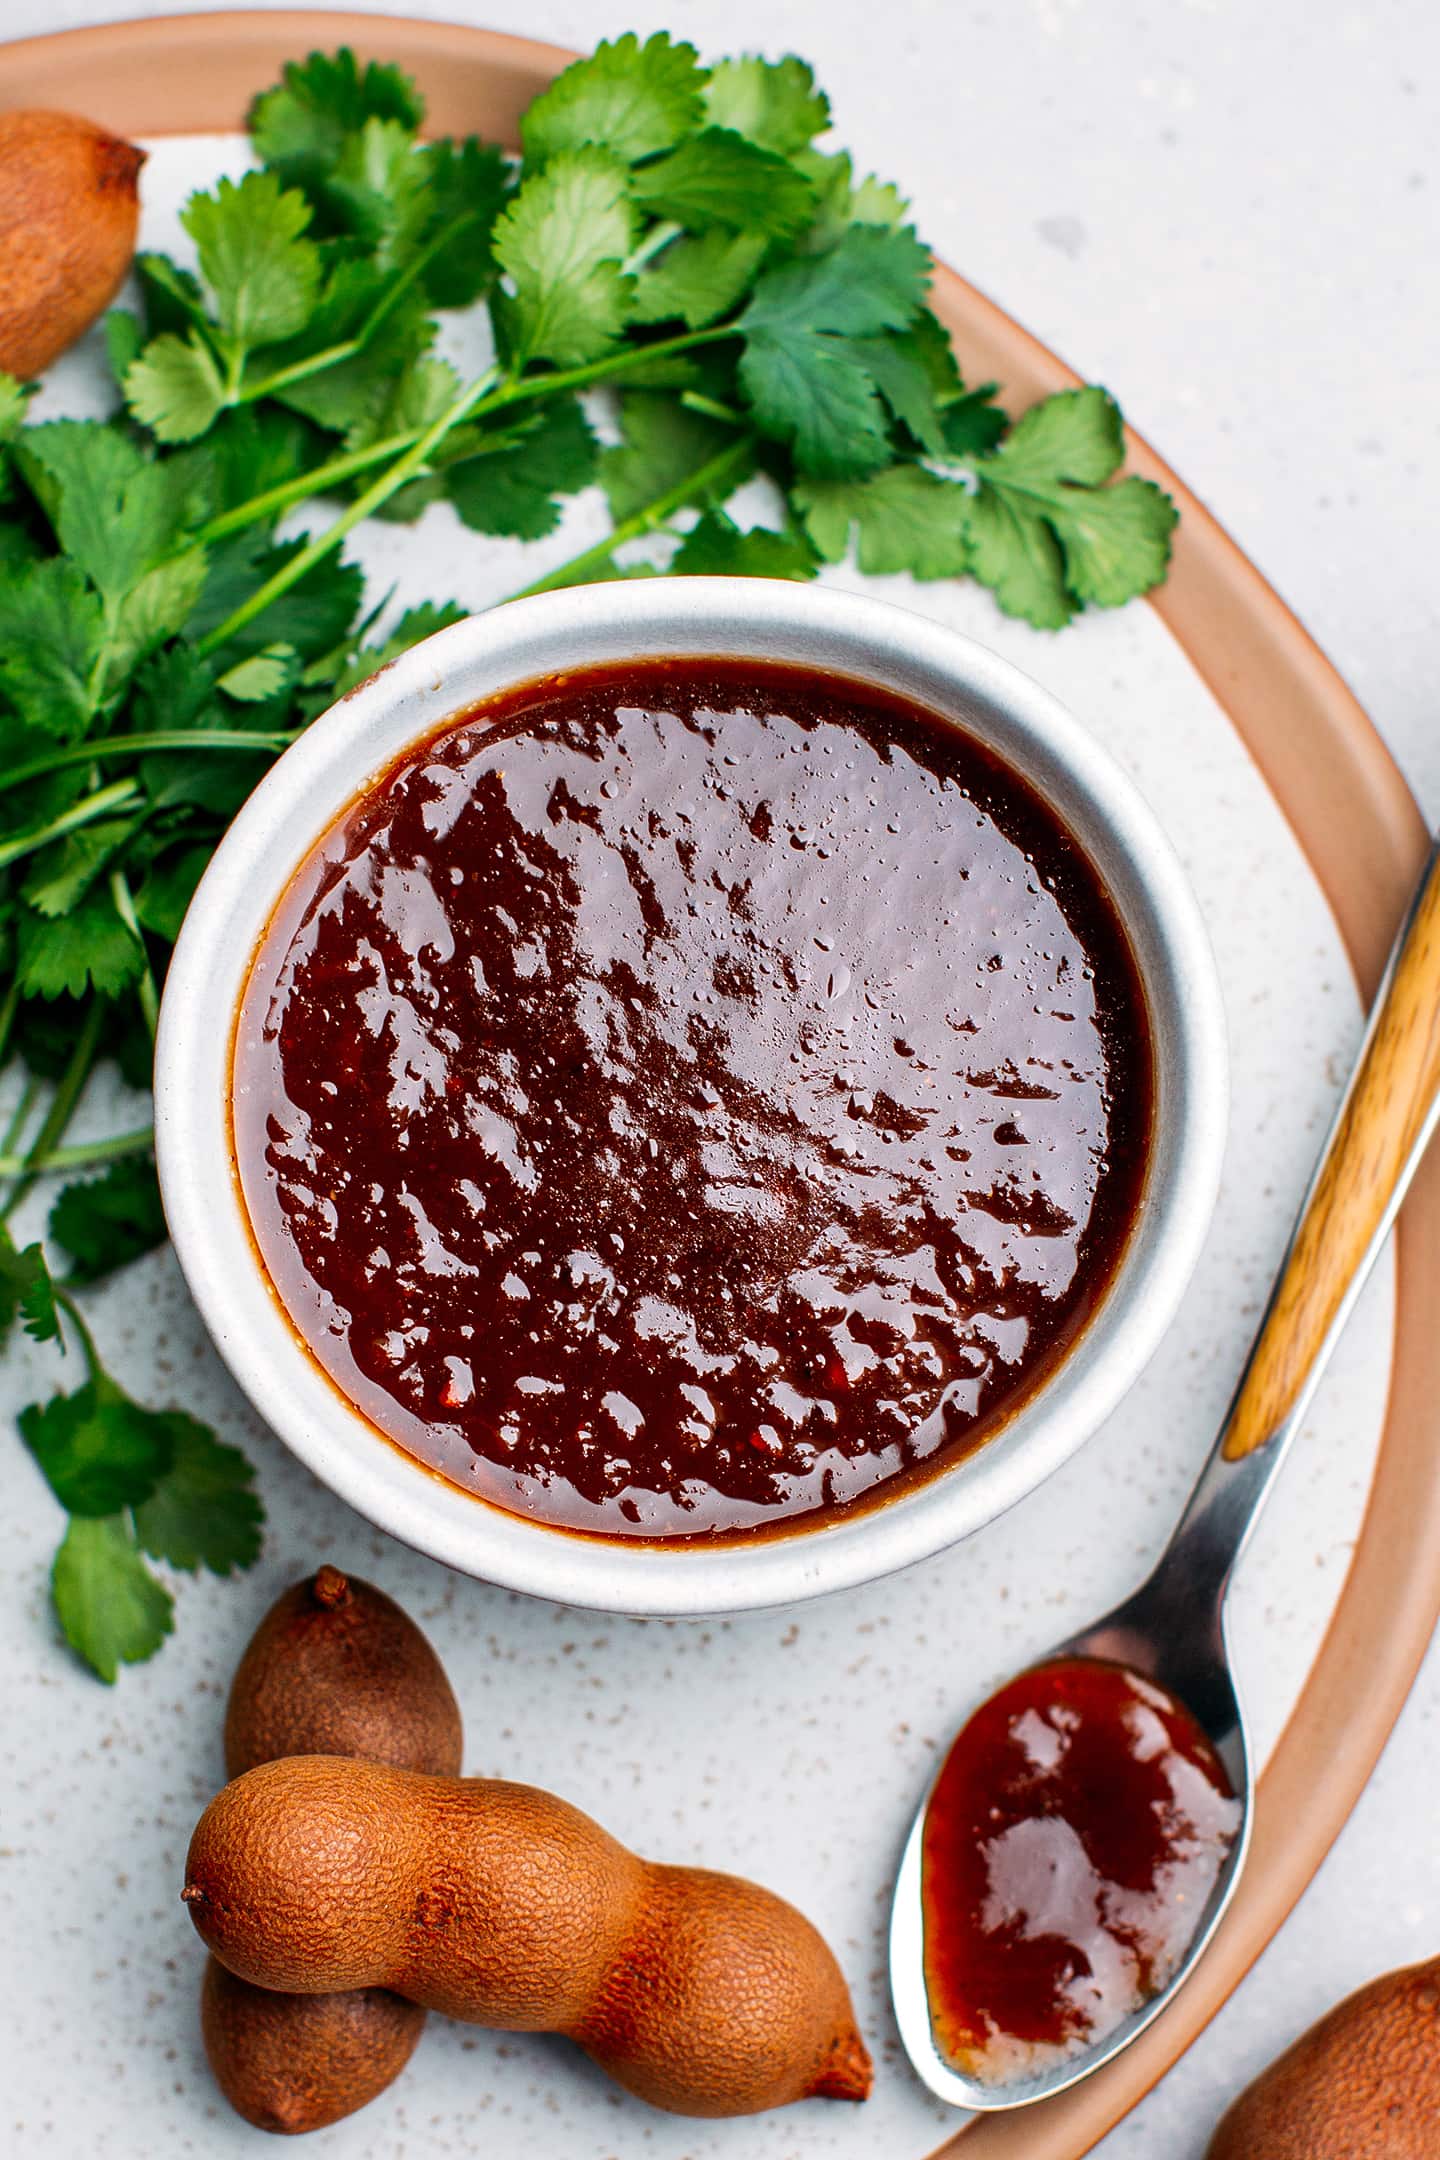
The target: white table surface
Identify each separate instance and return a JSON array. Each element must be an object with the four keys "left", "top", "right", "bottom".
[{"left": 4, "top": 3, "right": 1438, "bottom": 2155}]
